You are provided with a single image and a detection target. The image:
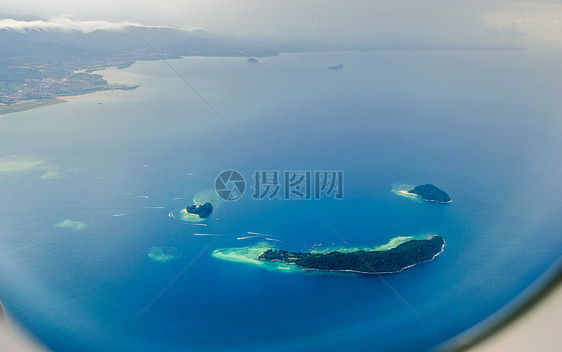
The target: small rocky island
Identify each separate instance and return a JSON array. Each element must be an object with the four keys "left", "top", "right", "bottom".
[
  {"left": 185, "top": 202, "right": 213, "bottom": 218},
  {"left": 408, "top": 184, "right": 451, "bottom": 203},
  {"left": 246, "top": 58, "right": 259, "bottom": 63},
  {"left": 327, "top": 64, "right": 344, "bottom": 71},
  {"left": 259, "top": 236, "right": 445, "bottom": 274}
]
